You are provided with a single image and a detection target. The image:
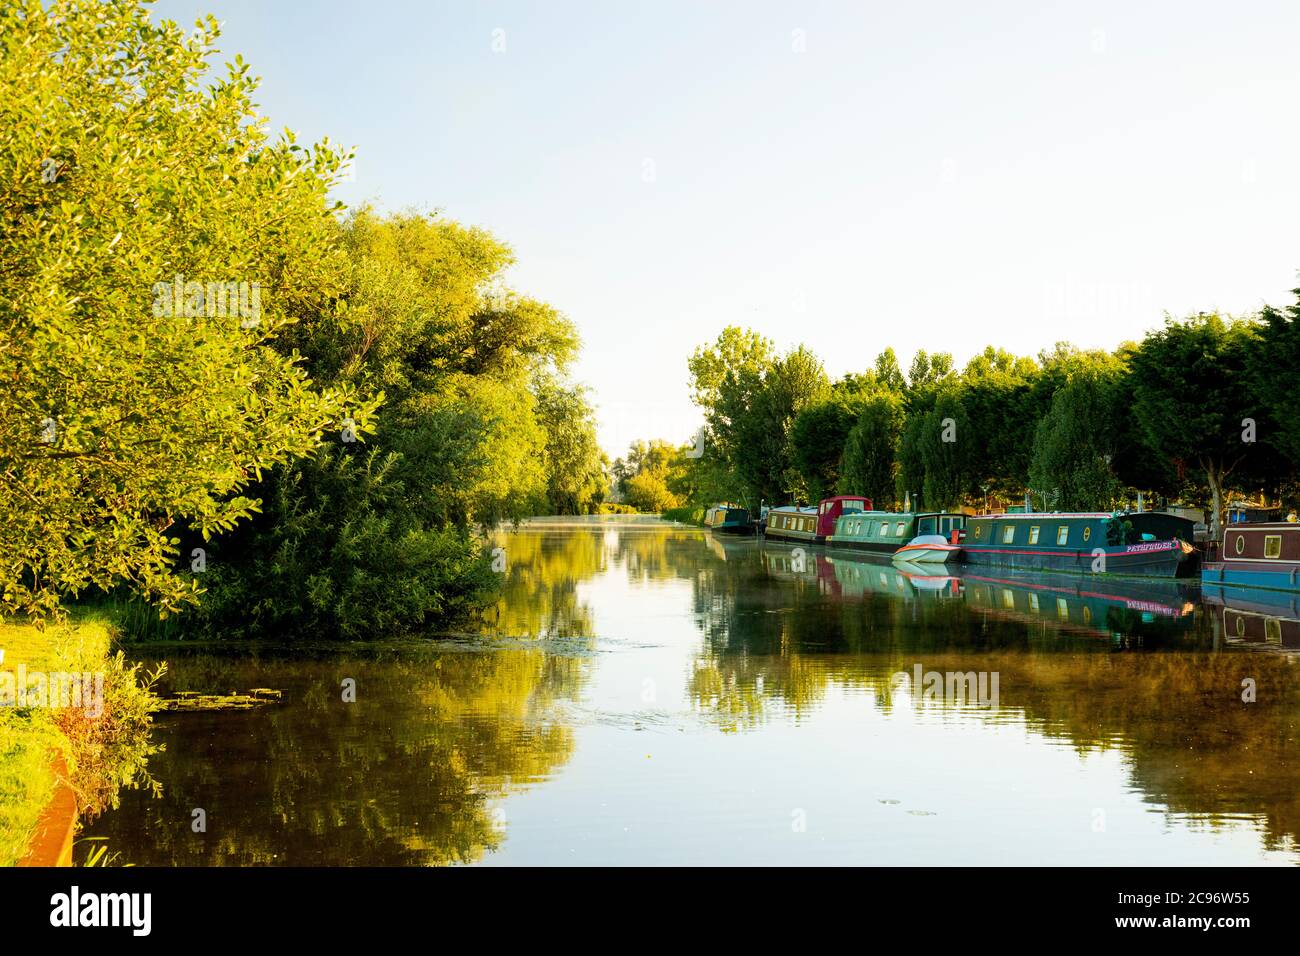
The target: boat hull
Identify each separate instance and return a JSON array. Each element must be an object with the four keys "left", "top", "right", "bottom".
[
  {"left": 894, "top": 545, "right": 961, "bottom": 564},
  {"left": 826, "top": 537, "right": 899, "bottom": 554},
  {"left": 763, "top": 527, "right": 824, "bottom": 545},
  {"left": 962, "top": 540, "right": 1195, "bottom": 577},
  {"left": 1202, "top": 561, "right": 1300, "bottom": 593},
  {"left": 710, "top": 521, "right": 756, "bottom": 536}
]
